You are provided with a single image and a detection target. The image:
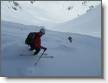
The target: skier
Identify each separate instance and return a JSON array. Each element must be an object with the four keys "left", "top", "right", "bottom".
[
  {"left": 68, "top": 36, "right": 72, "bottom": 43},
  {"left": 29, "top": 28, "right": 47, "bottom": 55}
]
